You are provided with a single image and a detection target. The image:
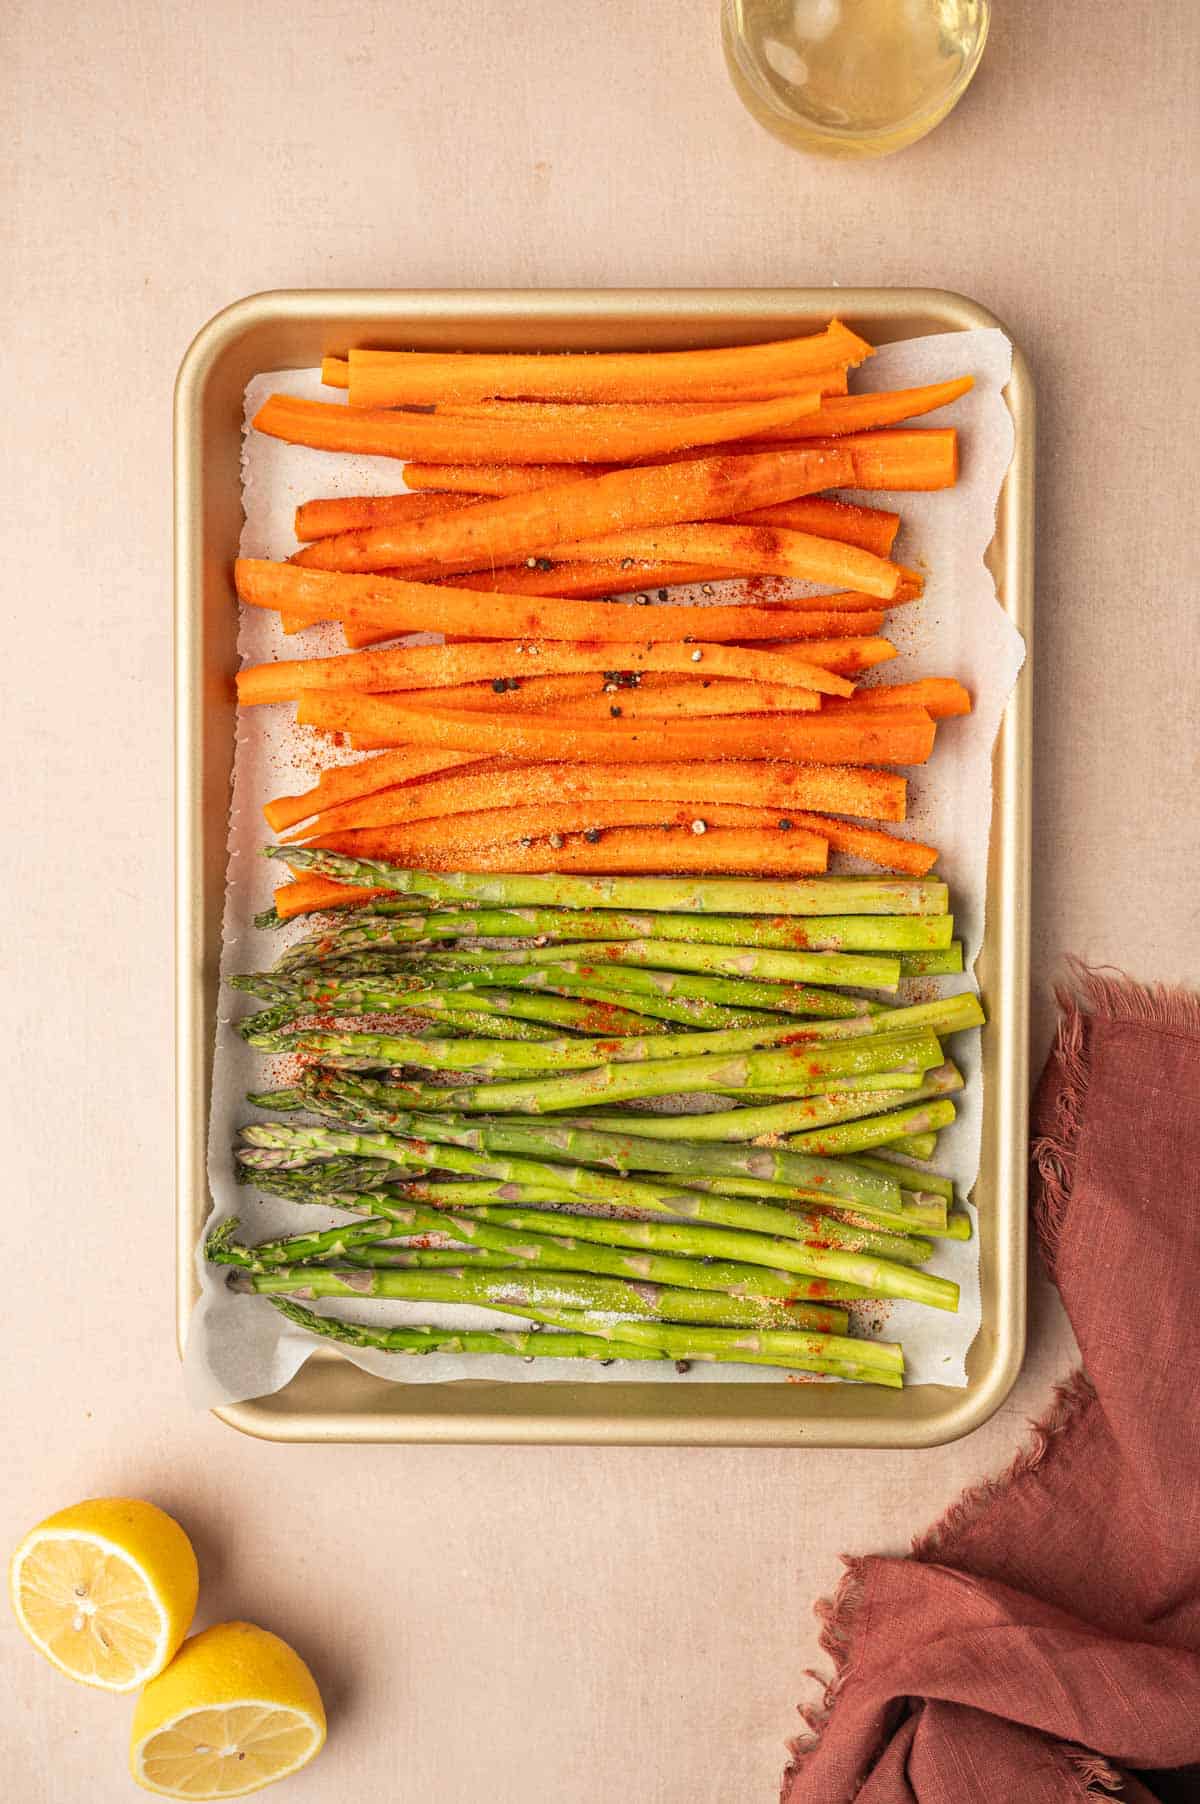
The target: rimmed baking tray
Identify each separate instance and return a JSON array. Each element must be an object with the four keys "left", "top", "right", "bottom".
[{"left": 175, "top": 288, "right": 1032, "bottom": 1445}]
